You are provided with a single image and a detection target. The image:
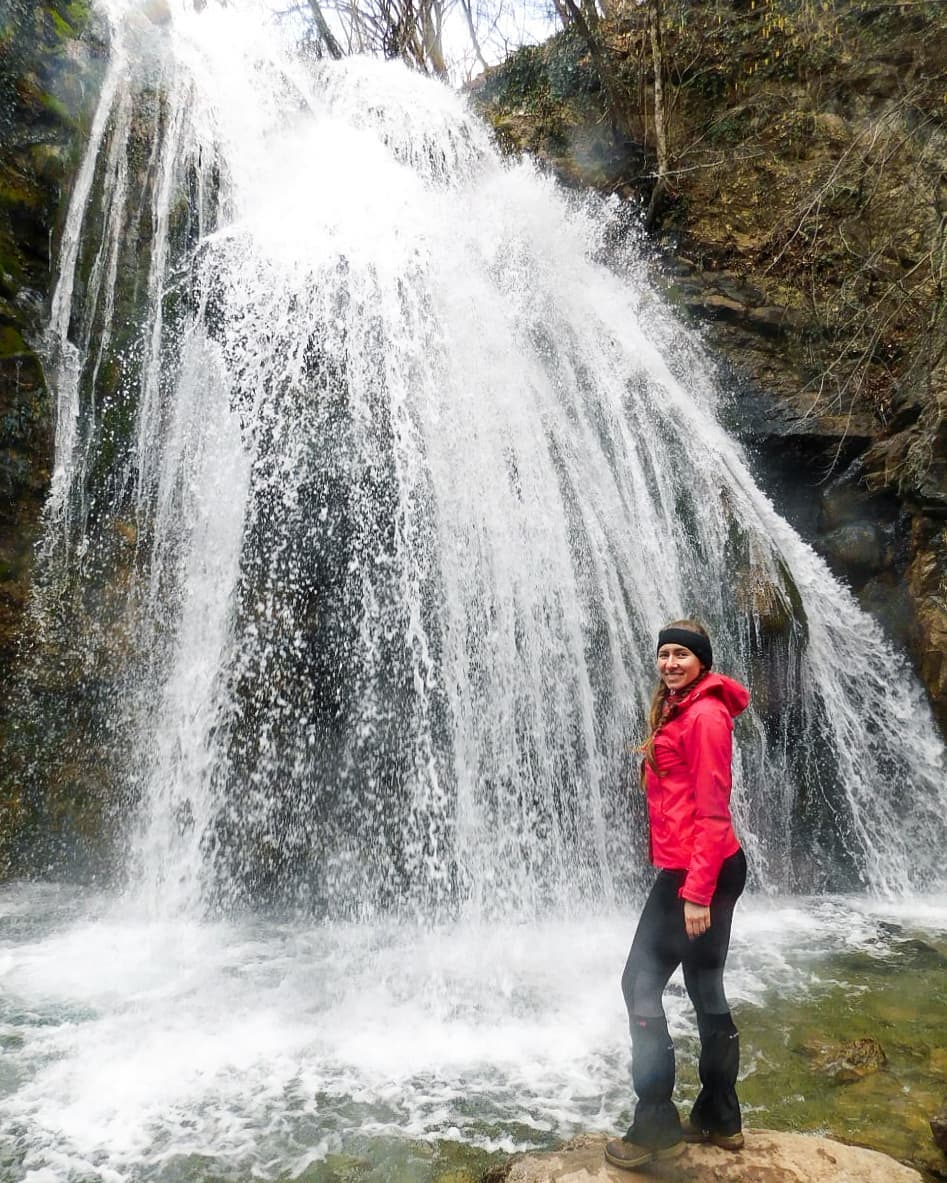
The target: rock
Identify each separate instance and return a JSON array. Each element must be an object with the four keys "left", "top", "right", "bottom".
[
  {"left": 818, "top": 523, "right": 886, "bottom": 574},
  {"left": 492, "top": 1130, "right": 924, "bottom": 1182},
  {"left": 701, "top": 293, "right": 745, "bottom": 321},
  {"left": 114, "top": 519, "right": 138, "bottom": 548},
  {"left": 905, "top": 521, "right": 947, "bottom": 733},
  {"left": 932, "top": 1103, "right": 947, "bottom": 1154},
  {"left": 830, "top": 1036, "right": 888, "bottom": 1082},
  {"left": 857, "top": 573, "right": 913, "bottom": 645},
  {"left": 802, "top": 1036, "right": 888, "bottom": 1084},
  {"left": 746, "top": 305, "right": 798, "bottom": 335},
  {"left": 812, "top": 112, "right": 850, "bottom": 145}
]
